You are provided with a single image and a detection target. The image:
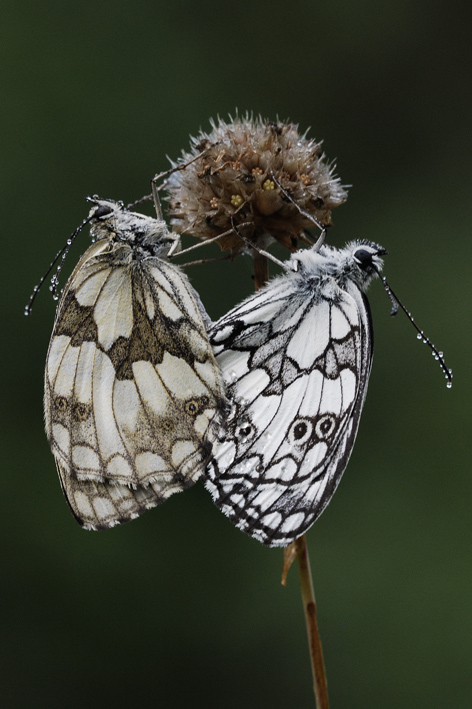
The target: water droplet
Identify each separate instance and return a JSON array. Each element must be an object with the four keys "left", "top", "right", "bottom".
[
  {"left": 53, "top": 293, "right": 59, "bottom": 301},
  {"left": 446, "top": 381, "right": 452, "bottom": 389},
  {"left": 417, "top": 334, "right": 422, "bottom": 340},
  {"left": 438, "top": 352, "right": 444, "bottom": 358},
  {"left": 67, "top": 239, "right": 72, "bottom": 246}
]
